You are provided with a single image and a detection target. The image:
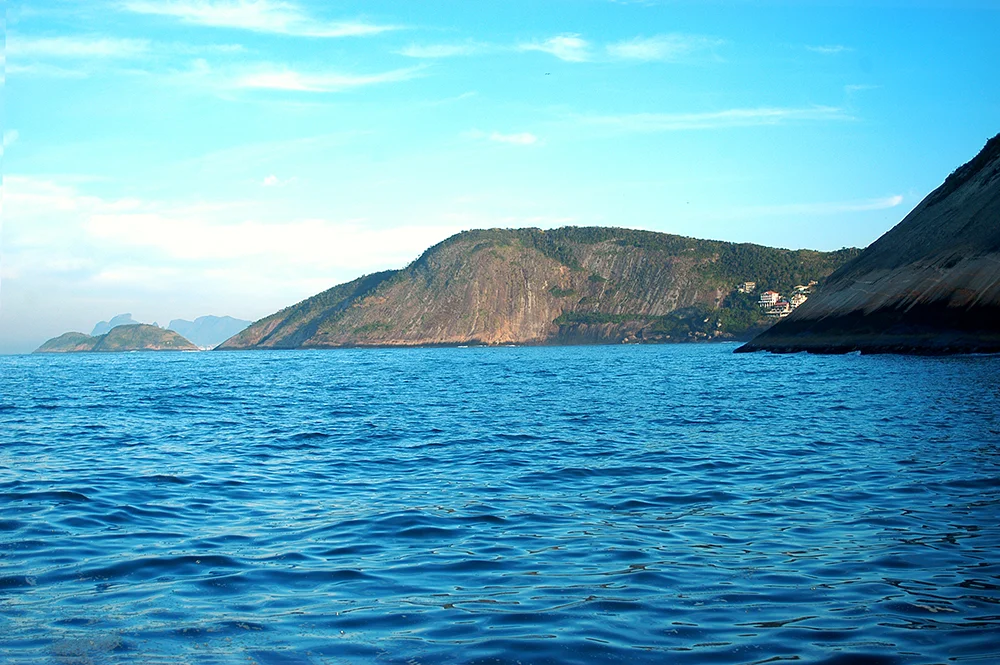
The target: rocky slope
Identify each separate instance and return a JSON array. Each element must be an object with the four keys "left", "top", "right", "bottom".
[
  {"left": 35, "top": 324, "right": 199, "bottom": 353},
  {"left": 738, "top": 133, "right": 1000, "bottom": 355},
  {"left": 219, "top": 227, "right": 858, "bottom": 350}
]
